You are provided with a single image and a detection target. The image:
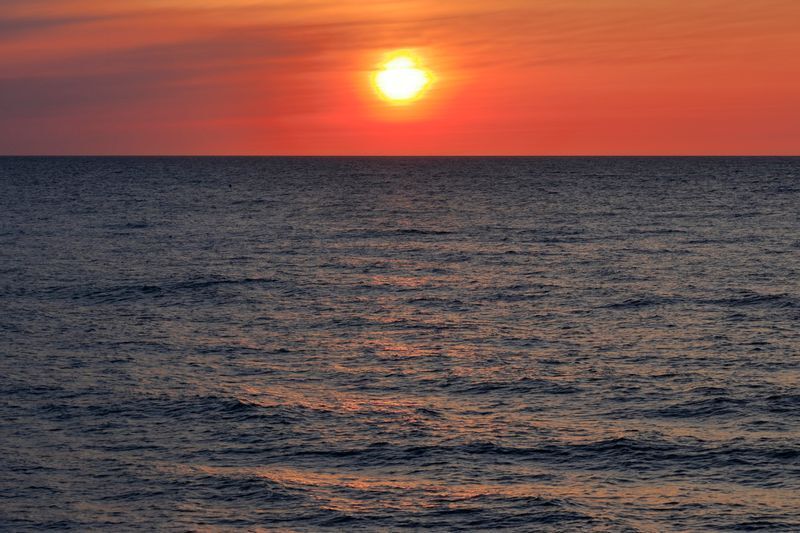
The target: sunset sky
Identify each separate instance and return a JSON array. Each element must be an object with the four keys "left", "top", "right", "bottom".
[{"left": 1, "top": 0, "right": 799, "bottom": 155}]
